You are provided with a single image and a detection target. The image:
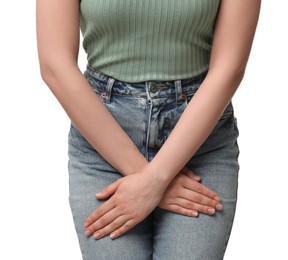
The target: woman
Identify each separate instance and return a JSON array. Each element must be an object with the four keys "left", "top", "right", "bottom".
[{"left": 36, "top": 0, "right": 261, "bottom": 259}]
